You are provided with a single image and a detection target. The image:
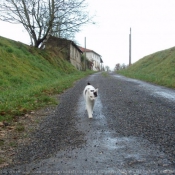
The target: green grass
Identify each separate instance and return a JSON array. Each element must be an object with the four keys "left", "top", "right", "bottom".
[
  {"left": 9, "top": 142, "right": 18, "bottom": 147},
  {"left": 0, "top": 157, "right": 5, "bottom": 164},
  {"left": 118, "top": 47, "right": 175, "bottom": 89},
  {"left": 101, "top": 72, "right": 109, "bottom": 77},
  {"left": 15, "top": 123, "right": 25, "bottom": 132},
  {"left": 0, "top": 36, "right": 94, "bottom": 122},
  {"left": 0, "top": 139, "right": 4, "bottom": 146}
]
